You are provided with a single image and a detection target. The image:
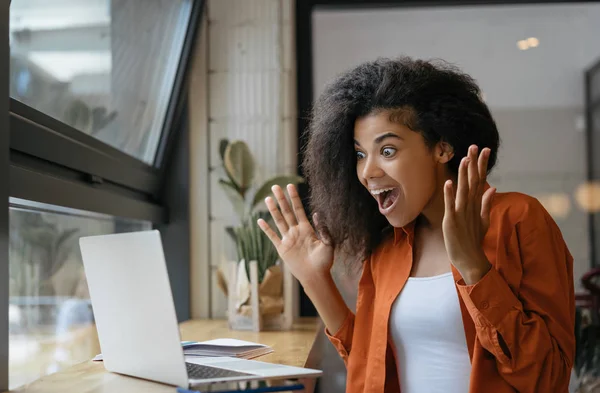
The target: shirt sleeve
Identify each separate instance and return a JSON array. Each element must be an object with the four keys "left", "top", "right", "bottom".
[
  {"left": 324, "top": 309, "right": 355, "bottom": 366},
  {"left": 456, "top": 203, "right": 575, "bottom": 393}
]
